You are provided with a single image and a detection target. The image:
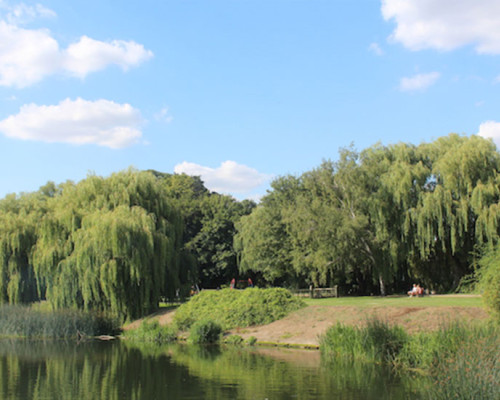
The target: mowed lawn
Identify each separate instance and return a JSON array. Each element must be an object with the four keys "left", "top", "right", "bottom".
[{"left": 303, "top": 294, "right": 483, "bottom": 308}]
